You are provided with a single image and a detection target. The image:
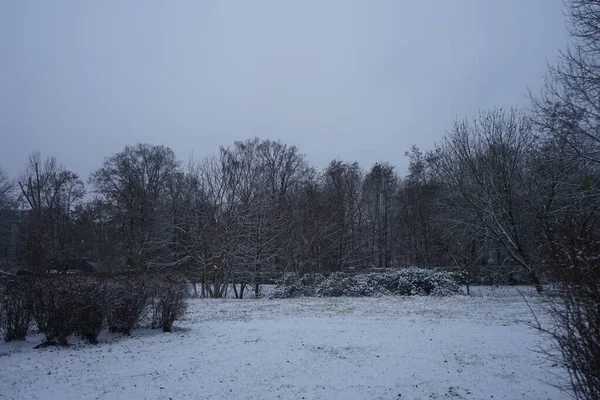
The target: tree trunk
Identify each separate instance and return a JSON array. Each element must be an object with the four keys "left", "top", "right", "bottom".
[
  {"left": 254, "top": 283, "right": 260, "bottom": 298},
  {"left": 529, "top": 269, "right": 544, "bottom": 294}
]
